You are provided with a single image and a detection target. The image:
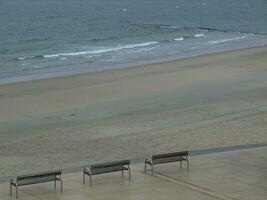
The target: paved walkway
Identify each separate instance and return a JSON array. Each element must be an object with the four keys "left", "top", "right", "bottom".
[{"left": 0, "top": 146, "right": 266, "bottom": 200}]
